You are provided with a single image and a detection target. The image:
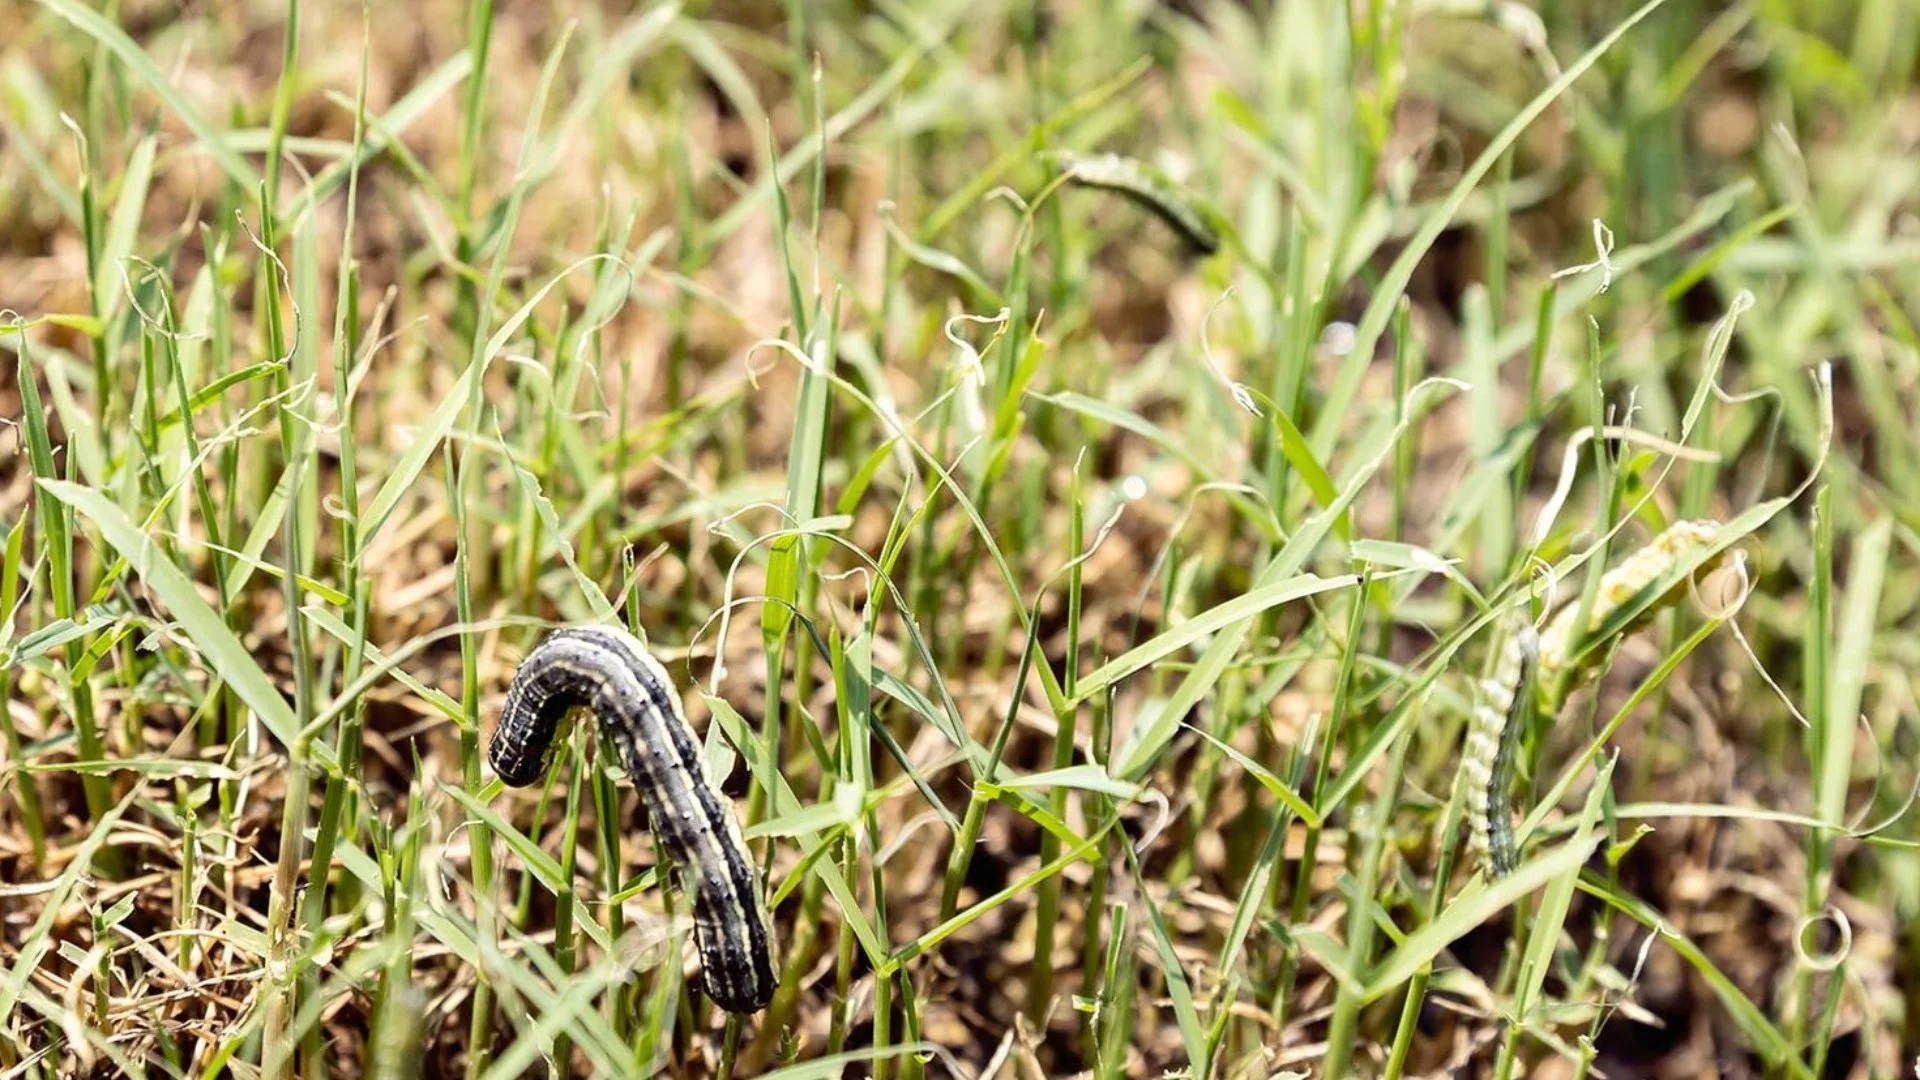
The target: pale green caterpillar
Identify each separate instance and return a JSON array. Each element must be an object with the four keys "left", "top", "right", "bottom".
[
  {"left": 1466, "top": 519, "right": 1723, "bottom": 876},
  {"left": 1536, "top": 519, "right": 1723, "bottom": 708},
  {"left": 1463, "top": 622, "right": 1539, "bottom": 876}
]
